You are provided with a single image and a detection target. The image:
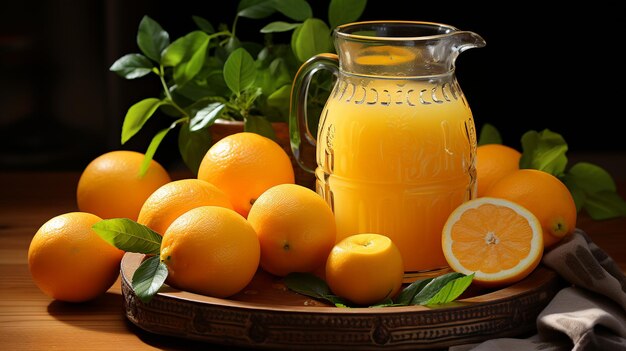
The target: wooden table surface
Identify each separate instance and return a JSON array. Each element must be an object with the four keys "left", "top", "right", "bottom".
[{"left": 1, "top": 170, "right": 625, "bottom": 350}]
